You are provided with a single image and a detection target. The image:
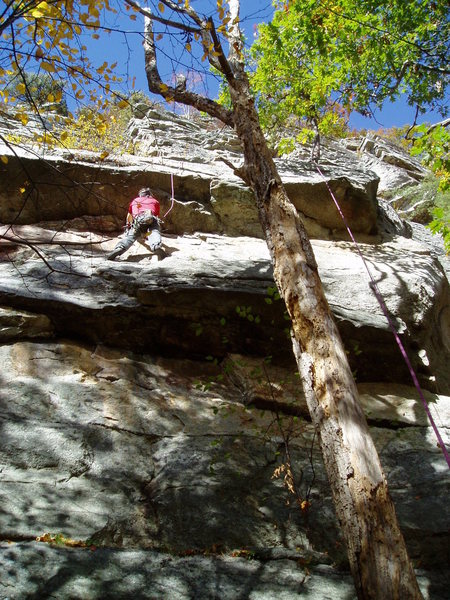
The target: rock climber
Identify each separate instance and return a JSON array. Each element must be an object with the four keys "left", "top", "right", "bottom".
[{"left": 107, "top": 187, "right": 162, "bottom": 261}]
